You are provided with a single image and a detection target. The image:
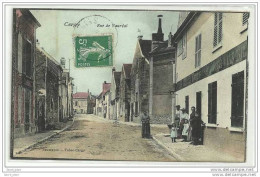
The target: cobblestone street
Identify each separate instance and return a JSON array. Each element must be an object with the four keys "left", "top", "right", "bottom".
[{"left": 15, "top": 114, "right": 177, "bottom": 161}]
